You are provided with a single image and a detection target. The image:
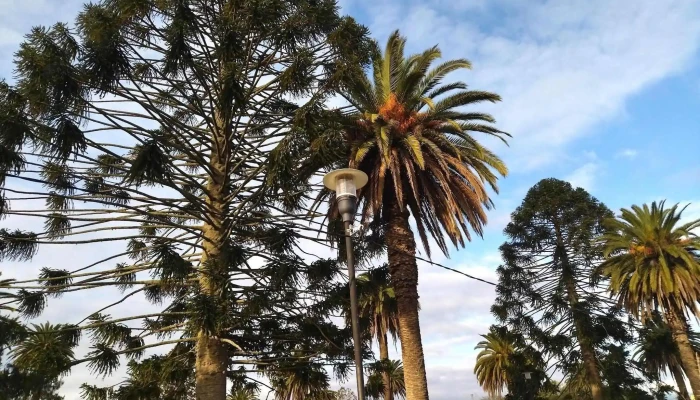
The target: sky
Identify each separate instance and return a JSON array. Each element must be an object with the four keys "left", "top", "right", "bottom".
[{"left": 1, "top": 0, "right": 700, "bottom": 398}]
